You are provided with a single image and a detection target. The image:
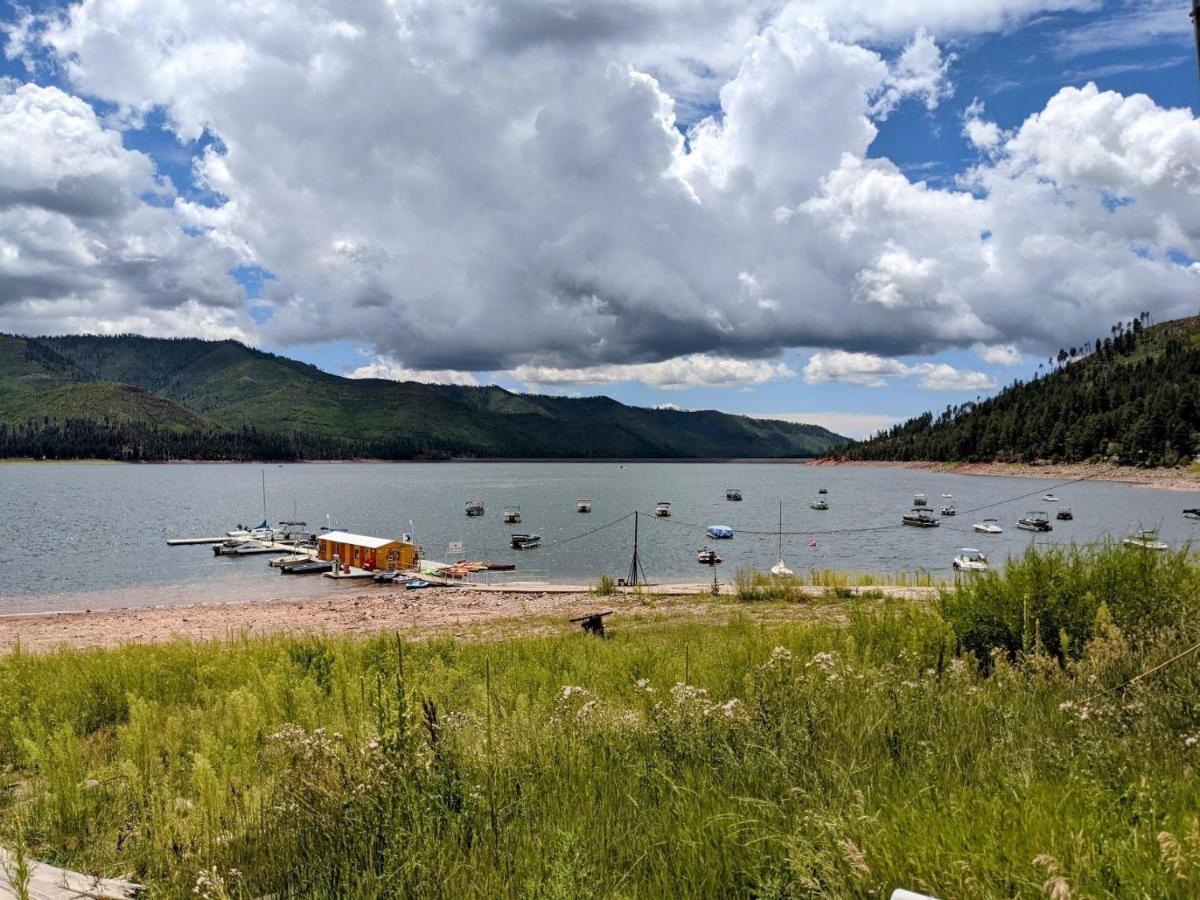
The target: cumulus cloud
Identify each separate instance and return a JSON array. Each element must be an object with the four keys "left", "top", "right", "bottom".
[
  {"left": 962, "top": 98, "right": 1002, "bottom": 151},
  {"left": 2, "top": 0, "right": 1196, "bottom": 386},
  {"left": 347, "top": 358, "right": 480, "bottom": 386},
  {"left": 804, "top": 350, "right": 995, "bottom": 391},
  {"left": 977, "top": 343, "right": 1022, "bottom": 365},
  {"left": 505, "top": 355, "right": 796, "bottom": 390},
  {"left": 0, "top": 81, "right": 248, "bottom": 339}
]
